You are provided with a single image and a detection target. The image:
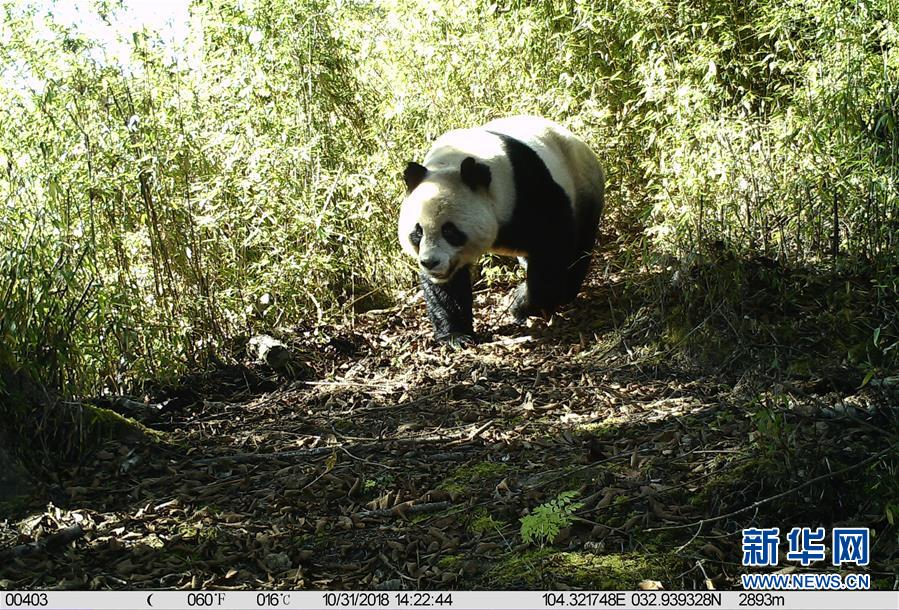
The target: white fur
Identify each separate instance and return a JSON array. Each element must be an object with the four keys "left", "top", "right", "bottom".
[{"left": 398, "top": 116, "right": 603, "bottom": 283}]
